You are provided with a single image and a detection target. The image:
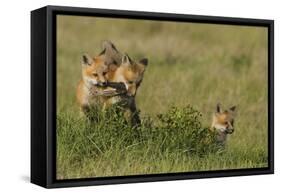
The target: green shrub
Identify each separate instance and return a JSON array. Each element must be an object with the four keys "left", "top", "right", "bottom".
[
  {"left": 57, "top": 104, "right": 222, "bottom": 166},
  {"left": 153, "top": 105, "right": 222, "bottom": 155}
]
